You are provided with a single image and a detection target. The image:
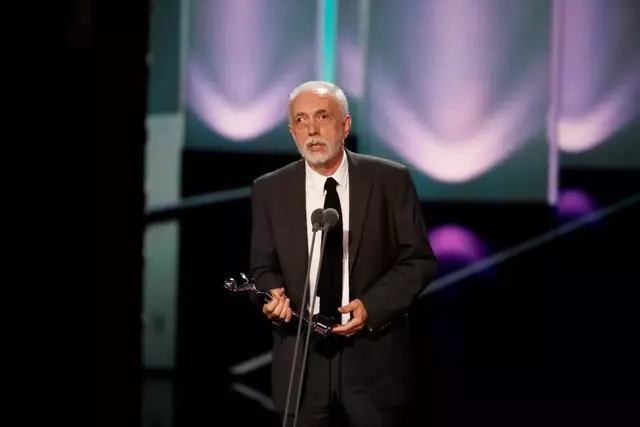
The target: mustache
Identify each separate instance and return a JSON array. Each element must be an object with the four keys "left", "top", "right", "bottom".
[{"left": 304, "top": 138, "right": 329, "bottom": 149}]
